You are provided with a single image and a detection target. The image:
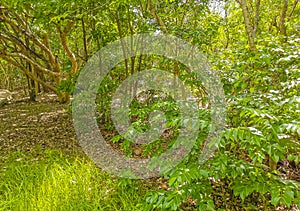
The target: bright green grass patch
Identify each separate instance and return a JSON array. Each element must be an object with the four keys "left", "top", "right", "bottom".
[{"left": 0, "top": 149, "right": 149, "bottom": 210}]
